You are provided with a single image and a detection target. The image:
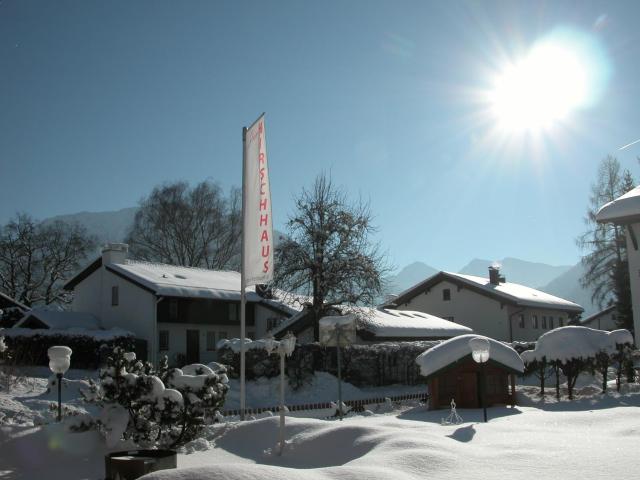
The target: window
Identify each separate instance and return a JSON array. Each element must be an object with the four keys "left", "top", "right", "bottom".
[
  {"left": 206, "top": 331, "right": 216, "bottom": 351},
  {"left": 549, "top": 316, "right": 554, "bottom": 329},
  {"left": 519, "top": 314, "right": 525, "bottom": 328},
  {"left": 247, "top": 331, "right": 255, "bottom": 340},
  {"left": 219, "top": 331, "right": 228, "bottom": 341},
  {"left": 443, "top": 289, "right": 451, "bottom": 301},
  {"left": 111, "top": 286, "right": 119, "bottom": 306},
  {"left": 169, "top": 299, "right": 178, "bottom": 321},
  {"left": 229, "top": 303, "right": 238, "bottom": 322},
  {"left": 159, "top": 330, "right": 169, "bottom": 351},
  {"left": 542, "top": 316, "right": 547, "bottom": 329},
  {"left": 532, "top": 315, "right": 538, "bottom": 329},
  {"left": 558, "top": 317, "right": 564, "bottom": 327}
]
